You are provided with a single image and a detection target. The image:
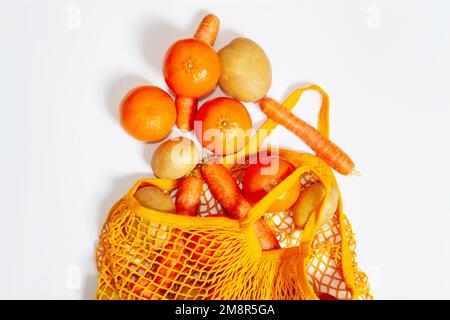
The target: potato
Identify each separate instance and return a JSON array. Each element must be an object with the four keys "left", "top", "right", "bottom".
[
  {"left": 292, "top": 182, "right": 339, "bottom": 229},
  {"left": 134, "top": 186, "right": 176, "bottom": 213},
  {"left": 151, "top": 137, "right": 200, "bottom": 179},
  {"left": 218, "top": 38, "right": 272, "bottom": 102}
]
